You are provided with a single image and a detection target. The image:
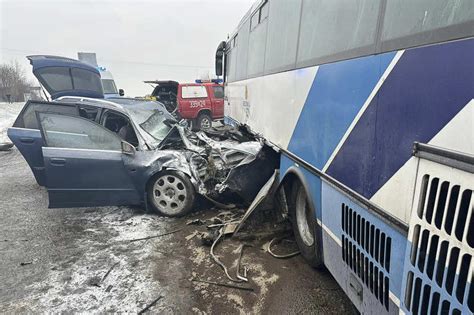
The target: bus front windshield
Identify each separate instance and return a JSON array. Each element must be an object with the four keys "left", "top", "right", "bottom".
[{"left": 102, "top": 79, "right": 118, "bottom": 94}]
